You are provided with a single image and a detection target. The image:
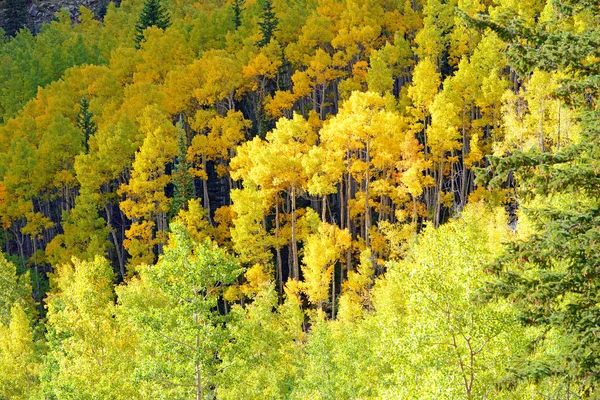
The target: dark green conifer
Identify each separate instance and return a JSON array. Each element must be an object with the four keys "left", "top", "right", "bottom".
[
  {"left": 98, "top": 0, "right": 109, "bottom": 20},
  {"left": 76, "top": 97, "right": 97, "bottom": 152},
  {"left": 134, "top": 0, "right": 171, "bottom": 48},
  {"left": 233, "top": 0, "right": 243, "bottom": 29},
  {"left": 257, "top": 0, "right": 277, "bottom": 48},
  {"left": 170, "top": 117, "right": 194, "bottom": 217},
  {"left": 4, "top": 0, "right": 28, "bottom": 38},
  {"left": 472, "top": 0, "right": 600, "bottom": 391}
]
